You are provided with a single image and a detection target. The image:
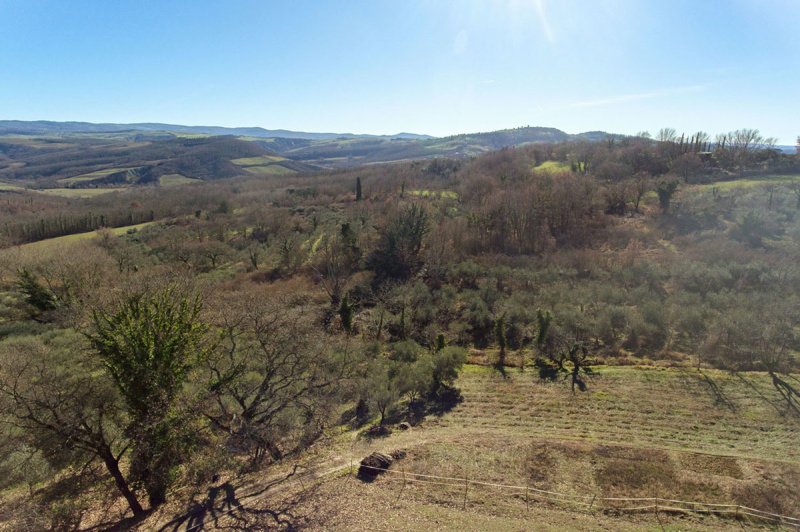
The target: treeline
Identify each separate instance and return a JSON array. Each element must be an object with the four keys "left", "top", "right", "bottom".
[
  {"left": 10, "top": 209, "right": 155, "bottom": 243},
  {"left": 0, "top": 184, "right": 239, "bottom": 246}
]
